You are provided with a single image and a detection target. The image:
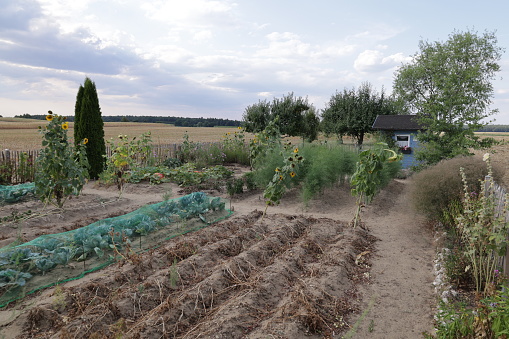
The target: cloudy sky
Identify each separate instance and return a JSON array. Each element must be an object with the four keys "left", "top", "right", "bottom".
[{"left": 2, "top": 0, "right": 509, "bottom": 123}]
